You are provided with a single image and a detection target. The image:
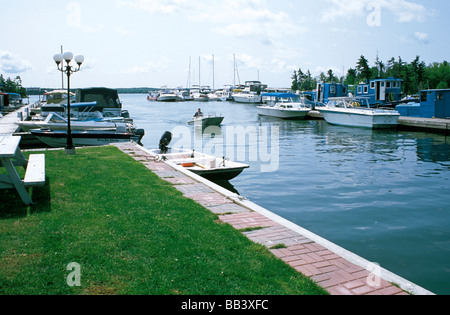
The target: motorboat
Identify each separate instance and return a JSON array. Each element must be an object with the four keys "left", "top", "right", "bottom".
[
  {"left": 232, "top": 81, "right": 267, "bottom": 104},
  {"left": 188, "top": 113, "right": 224, "bottom": 127},
  {"left": 257, "top": 93, "right": 311, "bottom": 119},
  {"left": 157, "top": 90, "right": 178, "bottom": 102},
  {"left": 16, "top": 112, "right": 134, "bottom": 132},
  {"left": 147, "top": 91, "right": 159, "bottom": 101},
  {"left": 190, "top": 88, "right": 209, "bottom": 102},
  {"left": 37, "top": 88, "right": 129, "bottom": 119},
  {"left": 30, "top": 126, "right": 145, "bottom": 148},
  {"left": 317, "top": 97, "right": 400, "bottom": 129},
  {"left": 149, "top": 132, "right": 249, "bottom": 181}
]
